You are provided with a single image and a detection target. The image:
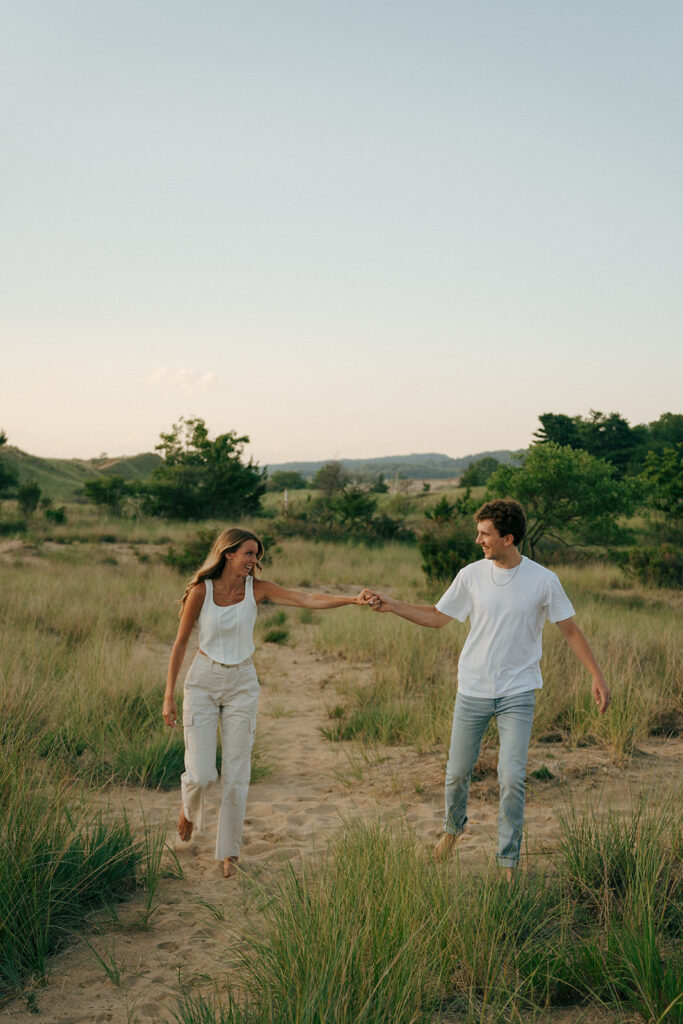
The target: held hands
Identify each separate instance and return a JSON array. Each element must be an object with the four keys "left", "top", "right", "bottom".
[
  {"left": 358, "top": 588, "right": 392, "bottom": 612},
  {"left": 163, "top": 695, "right": 178, "bottom": 728}
]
